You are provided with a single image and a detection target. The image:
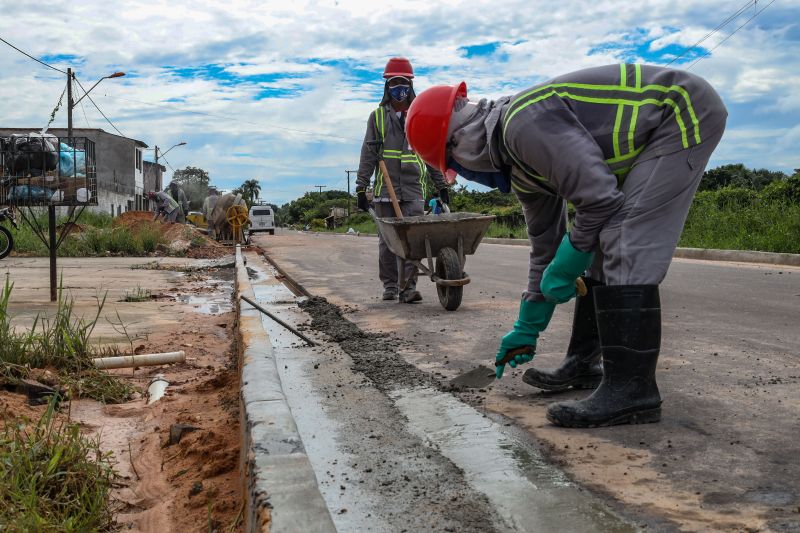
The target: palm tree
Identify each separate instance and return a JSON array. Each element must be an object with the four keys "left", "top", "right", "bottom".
[{"left": 240, "top": 179, "right": 262, "bottom": 205}]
